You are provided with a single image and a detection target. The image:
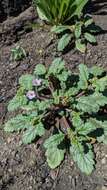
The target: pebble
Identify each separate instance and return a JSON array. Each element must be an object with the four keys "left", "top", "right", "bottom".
[
  {"left": 101, "top": 157, "right": 106, "bottom": 164},
  {"left": 101, "top": 186, "right": 107, "bottom": 190}
]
